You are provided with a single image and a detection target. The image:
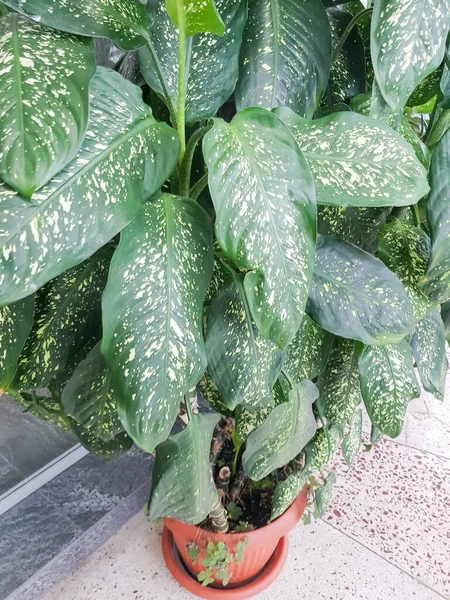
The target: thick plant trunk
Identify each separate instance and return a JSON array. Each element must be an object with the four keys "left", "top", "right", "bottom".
[{"left": 209, "top": 498, "right": 229, "bottom": 533}]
